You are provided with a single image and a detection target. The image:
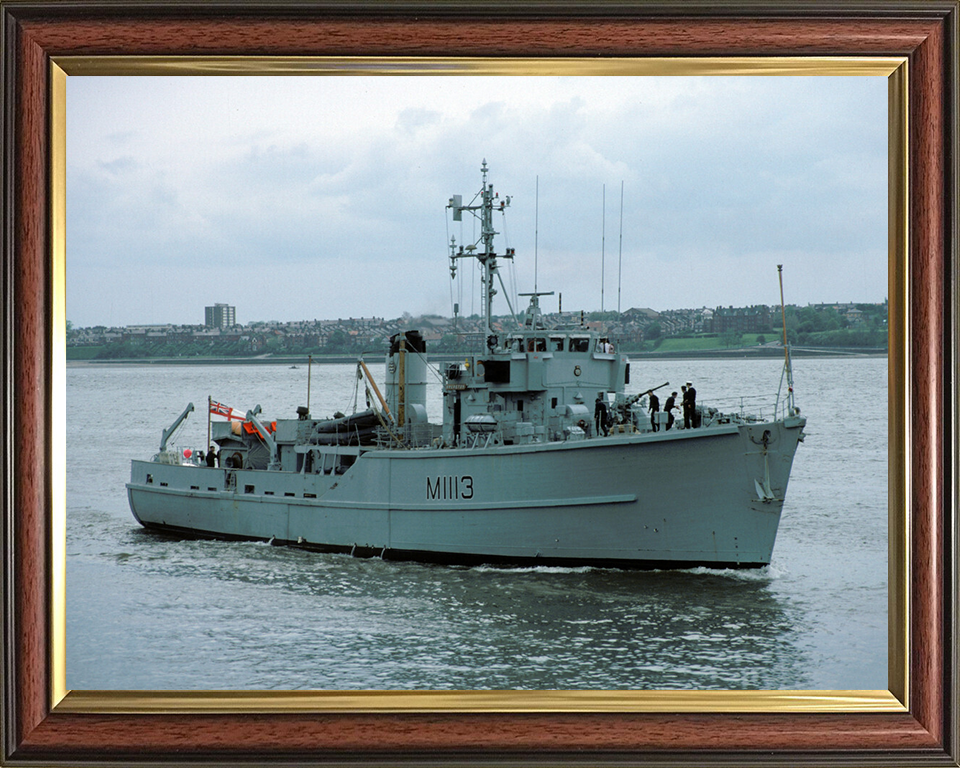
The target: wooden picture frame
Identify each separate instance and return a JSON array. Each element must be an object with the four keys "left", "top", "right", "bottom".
[{"left": 2, "top": 3, "right": 957, "bottom": 765}]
